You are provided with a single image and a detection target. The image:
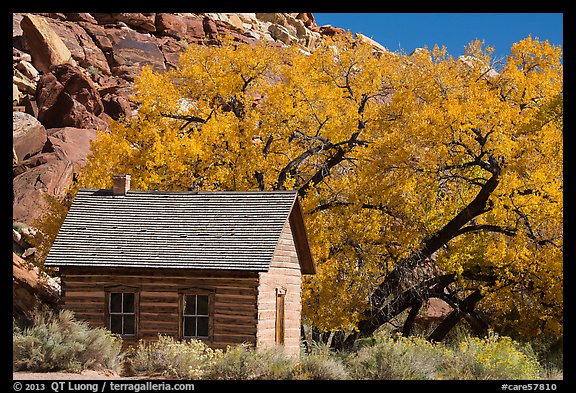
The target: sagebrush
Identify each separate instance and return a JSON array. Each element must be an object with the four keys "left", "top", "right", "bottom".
[
  {"left": 126, "top": 331, "right": 557, "bottom": 380},
  {"left": 13, "top": 309, "right": 123, "bottom": 373},
  {"left": 128, "top": 335, "right": 221, "bottom": 379},
  {"left": 13, "top": 309, "right": 560, "bottom": 380}
]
